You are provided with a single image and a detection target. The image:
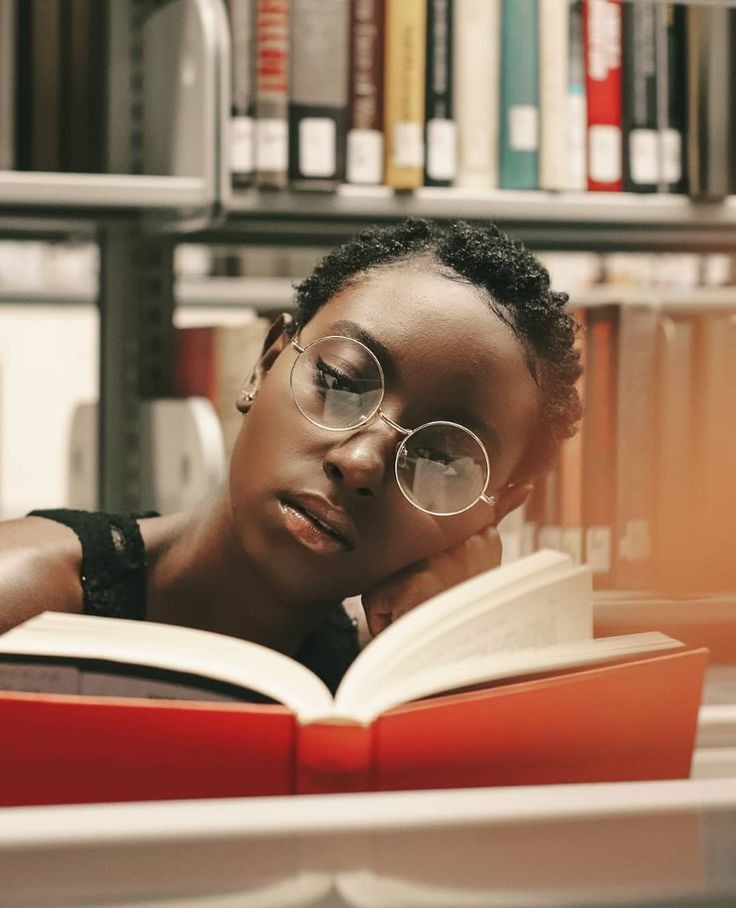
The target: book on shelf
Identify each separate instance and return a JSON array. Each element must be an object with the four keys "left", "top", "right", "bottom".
[
  {"left": 685, "top": 4, "right": 734, "bottom": 200},
  {"left": 423, "top": 0, "right": 455, "bottom": 188},
  {"left": 538, "top": 0, "right": 569, "bottom": 191},
  {"left": 655, "top": 3, "right": 686, "bottom": 194},
  {"left": 346, "top": 0, "right": 385, "bottom": 186},
  {"left": 557, "top": 307, "right": 586, "bottom": 565},
  {"left": 0, "top": 550, "right": 707, "bottom": 807},
  {"left": 173, "top": 316, "right": 270, "bottom": 458},
  {"left": 622, "top": 2, "right": 658, "bottom": 193},
  {"left": 583, "top": 0, "right": 623, "bottom": 192},
  {"left": 499, "top": 0, "right": 539, "bottom": 191},
  {"left": 0, "top": 0, "right": 16, "bottom": 170},
  {"left": 615, "top": 304, "right": 658, "bottom": 590},
  {"left": 227, "top": 0, "right": 256, "bottom": 187},
  {"left": 383, "top": 0, "right": 426, "bottom": 189},
  {"left": 255, "top": 0, "right": 290, "bottom": 188},
  {"left": 566, "top": 0, "right": 587, "bottom": 191},
  {"left": 288, "top": 0, "right": 350, "bottom": 190},
  {"left": 582, "top": 304, "right": 618, "bottom": 589},
  {"left": 452, "top": 0, "right": 499, "bottom": 189}
]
